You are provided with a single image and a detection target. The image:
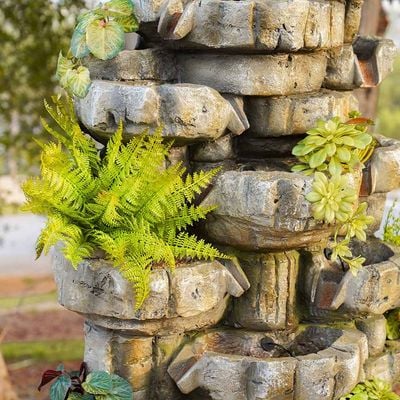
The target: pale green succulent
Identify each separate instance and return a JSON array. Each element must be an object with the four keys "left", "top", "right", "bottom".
[
  {"left": 341, "top": 378, "right": 400, "bottom": 400},
  {"left": 342, "top": 202, "right": 375, "bottom": 241},
  {"left": 305, "top": 172, "right": 357, "bottom": 224},
  {"left": 330, "top": 238, "right": 365, "bottom": 275},
  {"left": 292, "top": 117, "right": 373, "bottom": 176}
]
